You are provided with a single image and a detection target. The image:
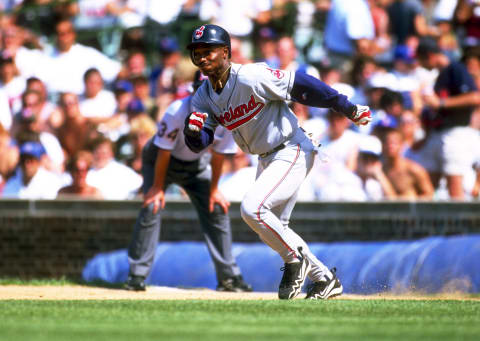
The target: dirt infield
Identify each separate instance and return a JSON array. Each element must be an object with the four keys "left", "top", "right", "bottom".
[{"left": 0, "top": 285, "right": 478, "bottom": 300}]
